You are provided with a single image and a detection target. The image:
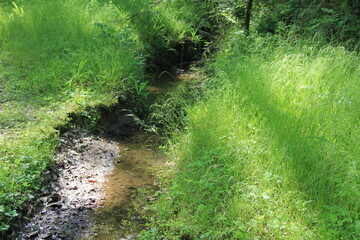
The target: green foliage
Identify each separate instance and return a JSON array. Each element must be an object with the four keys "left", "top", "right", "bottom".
[
  {"left": 117, "top": 0, "right": 214, "bottom": 69},
  {"left": 254, "top": 0, "right": 360, "bottom": 45},
  {"left": 2, "top": 0, "right": 359, "bottom": 237},
  {"left": 1, "top": 0, "right": 144, "bottom": 97},
  {"left": 147, "top": 80, "right": 200, "bottom": 138},
  {"left": 145, "top": 31, "right": 360, "bottom": 239}
]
